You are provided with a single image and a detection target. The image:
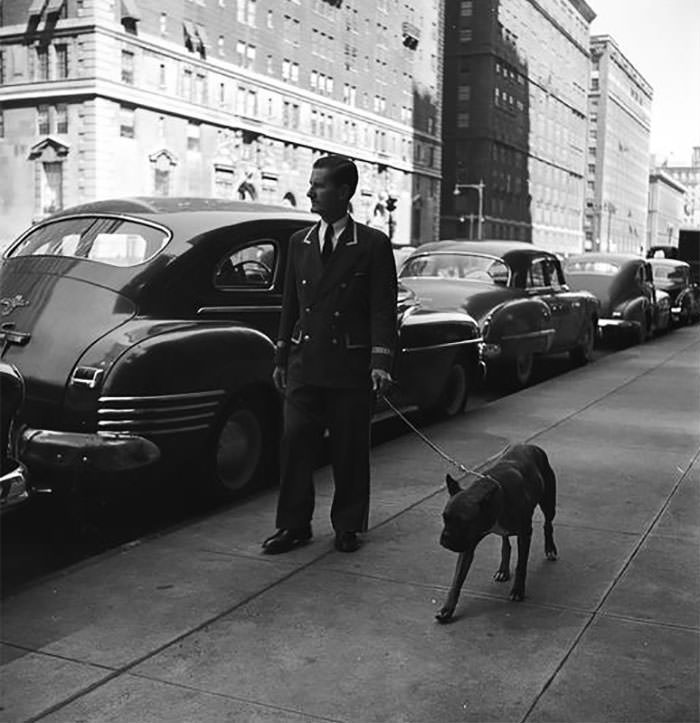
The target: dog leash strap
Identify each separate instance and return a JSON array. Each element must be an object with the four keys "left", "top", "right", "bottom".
[{"left": 380, "top": 393, "right": 478, "bottom": 476}]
